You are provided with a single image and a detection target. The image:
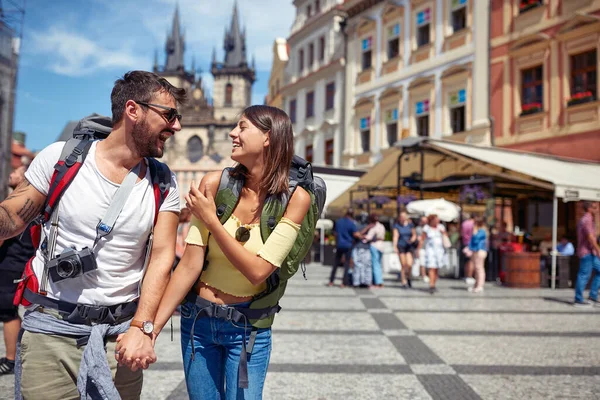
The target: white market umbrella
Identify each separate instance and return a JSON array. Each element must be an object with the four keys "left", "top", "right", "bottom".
[
  {"left": 406, "top": 198, "right": 461, "bottom": 222},
  {"left": 315, "top": 219, "right": 334, "bottom": 230}
]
